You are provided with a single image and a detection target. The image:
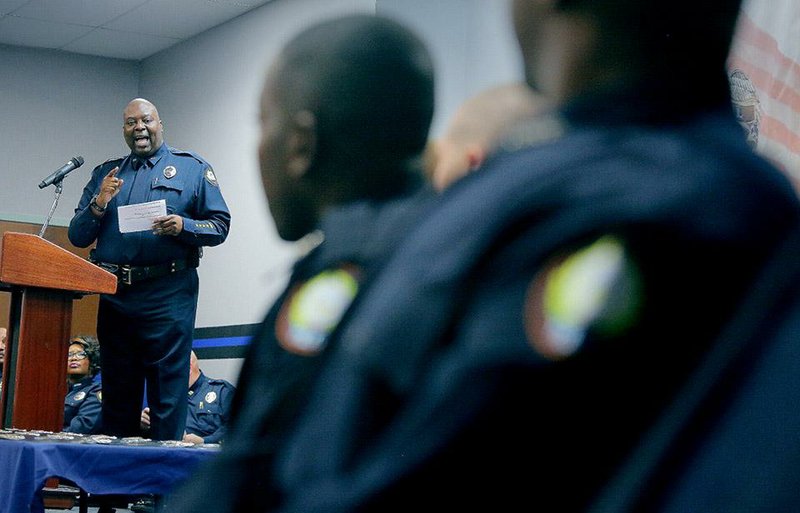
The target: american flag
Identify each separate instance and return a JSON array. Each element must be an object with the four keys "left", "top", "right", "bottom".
[{"left": 729, "top": 0, "right": 800, "bottom": 189}]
